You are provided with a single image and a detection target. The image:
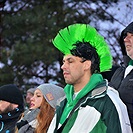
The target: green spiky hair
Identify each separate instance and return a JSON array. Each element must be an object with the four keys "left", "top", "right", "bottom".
[{"left": 53, "top": 24, "right": 112, "bottom": 72}]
